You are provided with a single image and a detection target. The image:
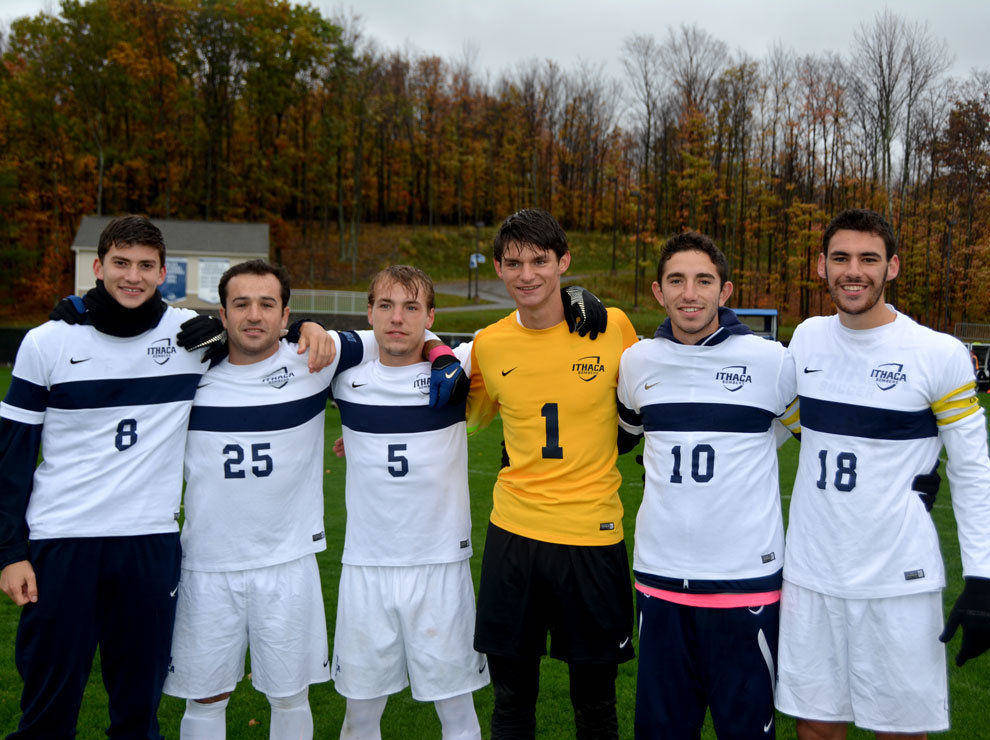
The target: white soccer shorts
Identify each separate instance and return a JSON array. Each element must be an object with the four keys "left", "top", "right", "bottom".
[
  {"left": 775, "top": 580, "right": 949, "bottom": 733},
  {"left": 163, "top": 554, "right": 330, "bottom": 699},
  {"left": 331, "top": 560, "right": 490, "bottom": 701}
]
